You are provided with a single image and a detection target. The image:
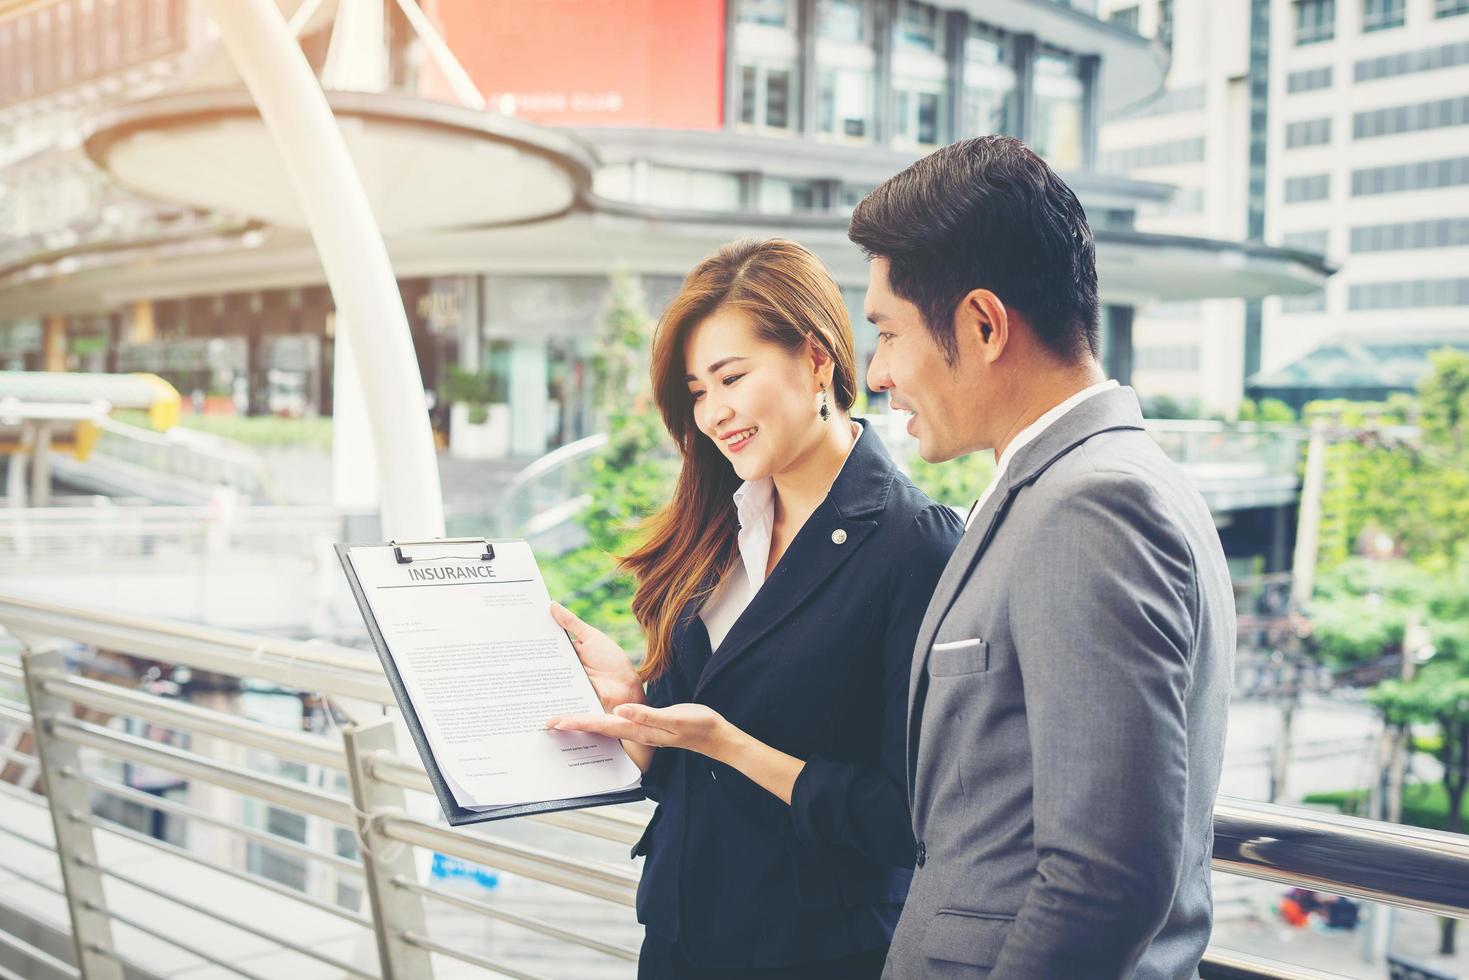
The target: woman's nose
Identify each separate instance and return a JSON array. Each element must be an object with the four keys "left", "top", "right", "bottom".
[{"left": 699, "top": 393, "right": 733, "bottom": 432}]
